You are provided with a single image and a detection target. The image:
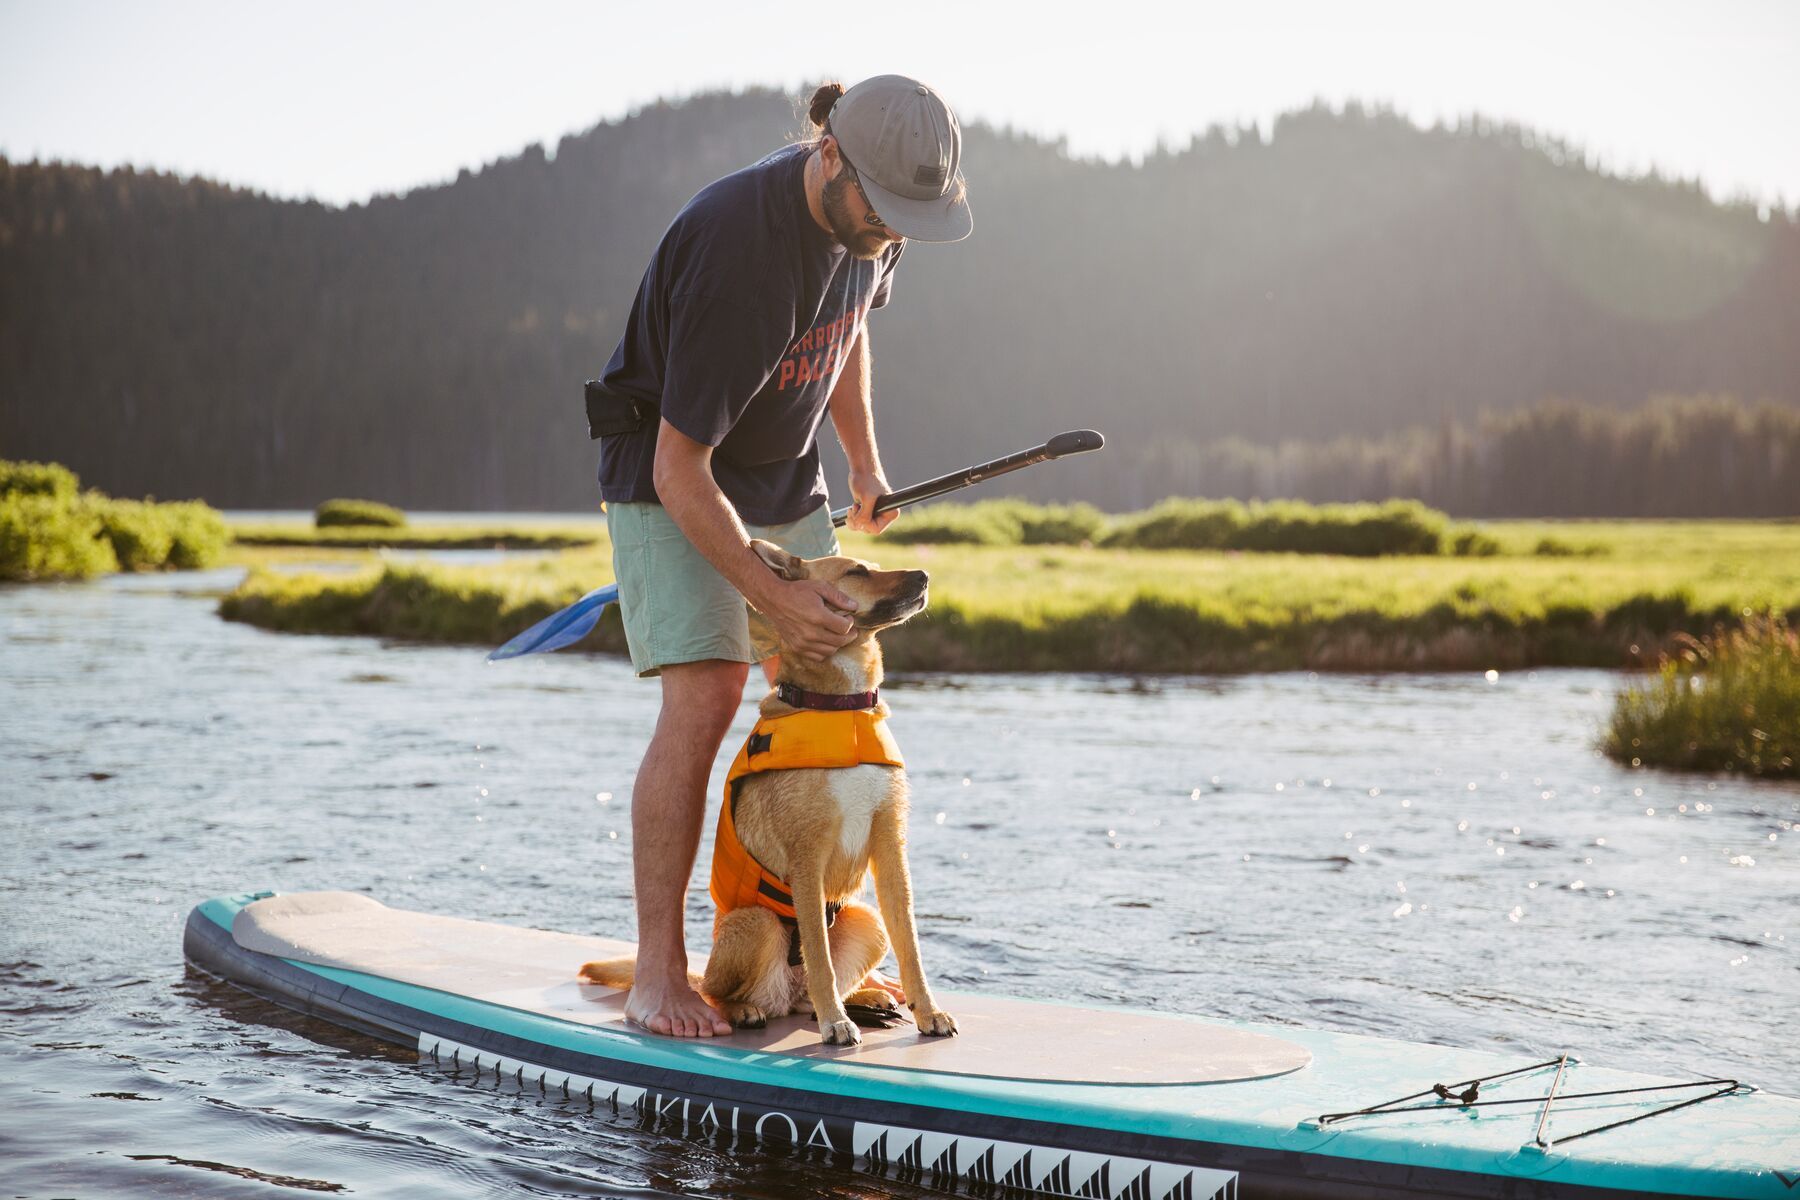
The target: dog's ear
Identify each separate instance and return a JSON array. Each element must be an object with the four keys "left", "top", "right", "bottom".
[{"left": 750, "top": 539, "right": 805, "bottom": 581}]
